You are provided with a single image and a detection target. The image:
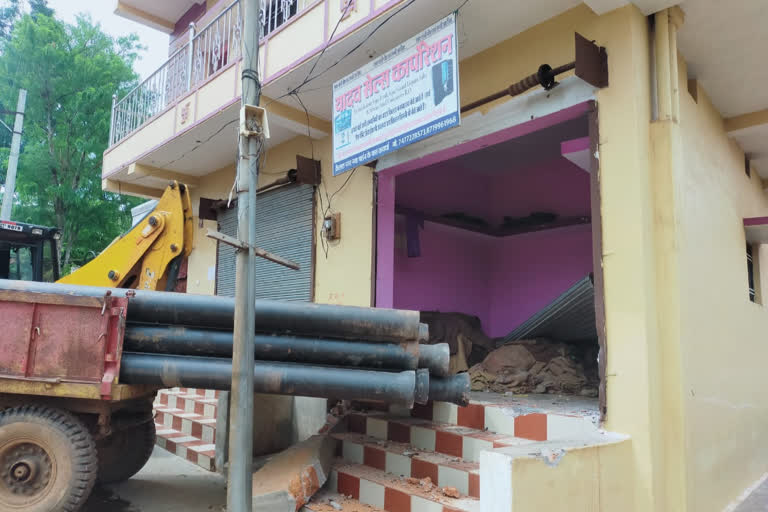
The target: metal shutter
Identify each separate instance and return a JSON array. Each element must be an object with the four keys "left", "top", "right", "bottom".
[
  {"left": 216, "top": 184, "right": 314, "bottom": 301},
  {"left": 215, "top": 205, "right": 239, "bottom": 297}
]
